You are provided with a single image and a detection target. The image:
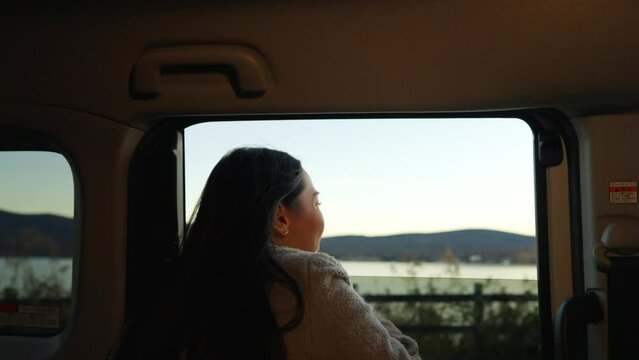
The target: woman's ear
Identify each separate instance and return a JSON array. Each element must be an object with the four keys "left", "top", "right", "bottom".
[{"left": 272, "top": 204, "right": 290, "bottom": 239}]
